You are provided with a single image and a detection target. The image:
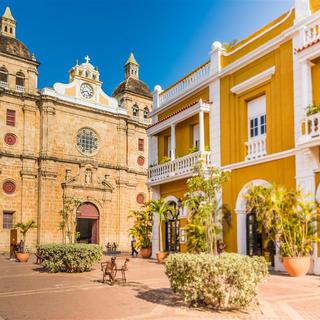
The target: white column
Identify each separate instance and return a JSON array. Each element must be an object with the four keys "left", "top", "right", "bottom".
[
  {"left": 199, "top": 110, "right": 205, "bottom": 152},
  {"left": 301, "top": 61, "right": 313, "bottom": 108},
  {"left": 170, "top": 124, "right": 176, "bottom": 160},
  {"left": 294, "top": 0, "right": 310, "bottom": 23},
  {"left": 153, "top": 85, "right": 162, "bottom": 110},
  {"left": 210, "top": 79, "right": 221, "bottom": 166},
  {"left": 151, "top": 186, "right": 160, "bottom": 259},
  {"left": 148, "top": 135, "right": 158, "bottom": 166}
]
